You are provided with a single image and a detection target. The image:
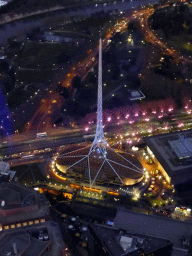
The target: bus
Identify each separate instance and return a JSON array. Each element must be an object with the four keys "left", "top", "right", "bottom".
[
  {"left": 21, "top": 154, "right": 35, "bottom": 159},
  {"left": 36, "top": 132, "right": 47, "bottom": 139}
]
